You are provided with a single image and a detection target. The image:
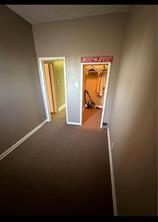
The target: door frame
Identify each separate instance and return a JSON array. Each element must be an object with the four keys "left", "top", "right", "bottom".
[
  {"left": 80, "top": 61, "right": 112, "bottom": 128},
  {"left": 38, "top": 57, "right": 68, "bottom": 123}
]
